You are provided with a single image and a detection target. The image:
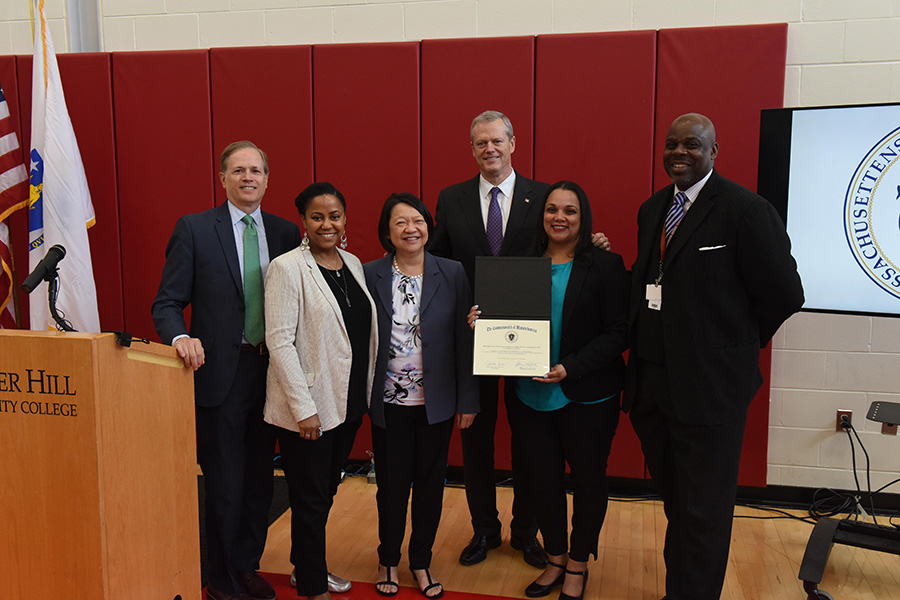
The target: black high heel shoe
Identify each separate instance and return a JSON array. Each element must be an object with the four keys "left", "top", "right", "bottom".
[
  {"left": 525, "top": 560, "right": 566, "bottom": 598},
  {"left": 376, "top": 564, "right": 399, "bottom": 597},
  {"left": 410, "top": 567, "right": 444, "bottom": 599},
  {"left": 558, "top": 568, "right": 588, "bottom": 600}
]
